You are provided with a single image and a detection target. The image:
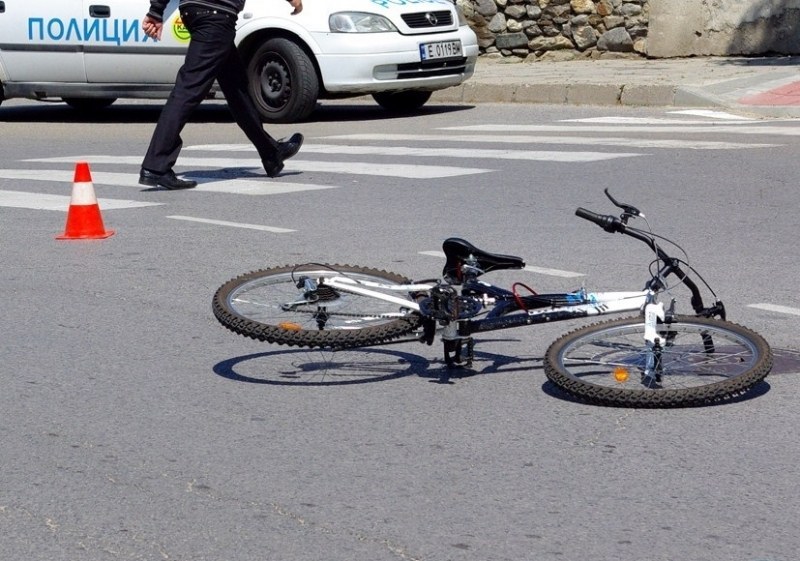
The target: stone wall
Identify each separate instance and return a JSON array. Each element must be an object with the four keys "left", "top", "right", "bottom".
[
  {"left": 461, "top": 0, "right": 800, "bottom": 59},
  {"left": 647, "top": 0, "right": 800, "bottom": 57}
]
